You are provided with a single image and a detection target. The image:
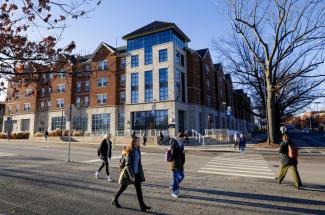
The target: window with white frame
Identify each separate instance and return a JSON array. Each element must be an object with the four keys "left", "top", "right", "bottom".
[
  {"left": 120, "top": 92, "right": 126, "bottom": 104},
  {"left": 47, "top": 101, "right": 51, "bottom": 109},
  {"left": 120, "top": 75, "right": 126, "bottom": 86},
  {"left": 84, "top": 96, "right": 89, "bottom": 107},
  {"left": 57, "top": 84, "right": 65, "bottom": 93},
  {"left": 40, "top": 101, "right": 44, "bottom": 109},
  {"left": 76, "top": 97, "right": 81, "bottom": 107},
  {"left": 56, "top": 99, "right": 64, "bottom": 109},
  {"left": 51, "top": 117, "right": 66, "bottom": 130},
  {"left": 85, "top": 80, "right": 90, "bottom": 92},
  {"left": 58, "top": 70, "right": 66, "bottom": 79},
  {"left": 24, "top": 103, "right": 31, "bottom": 112},
  {"left": 119, "top": 58, "right": 126, "bottom": 69},
  {"left": 15, "top": 105, "right": 19, "bottom": 112},
  {"left": 98, "top": 60, "right": 108, "bottom": 71},
  {"left": 97, "top": 77, "right": 107, "bottom": 87},
  {"left": 76, "top": 82, "right": 81, "bottom": 92},
  {"left": 97, "top": 94, "right": 107, "bottom": 104},
  {"left": 41, "top": 88, "right": 45, "bottom": 97},
  {"left": 25, "top": 89, "right": 32, "bottom": 97},
  {"left": 48, "top": 87, "right": 52, "bottom": 94}
]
